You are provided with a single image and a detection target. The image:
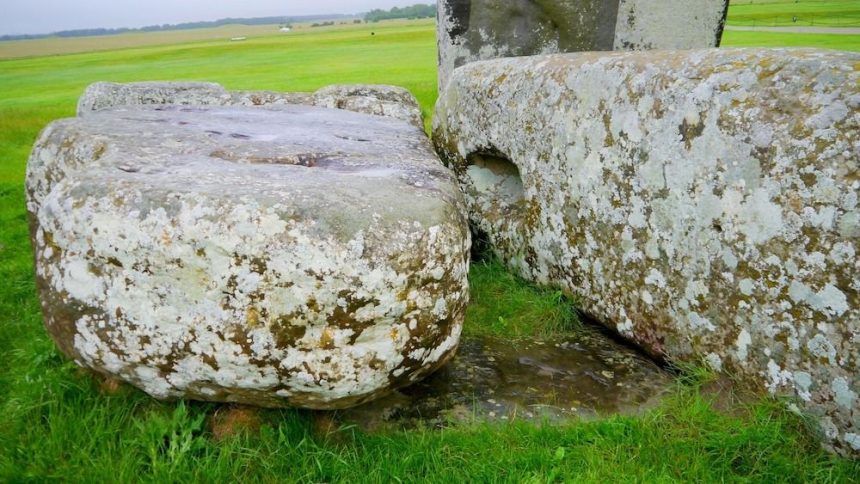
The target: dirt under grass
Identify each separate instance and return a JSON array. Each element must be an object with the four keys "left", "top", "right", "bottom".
[{"left": 1, "top": 16, "right": 858, "bottom": 483}]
